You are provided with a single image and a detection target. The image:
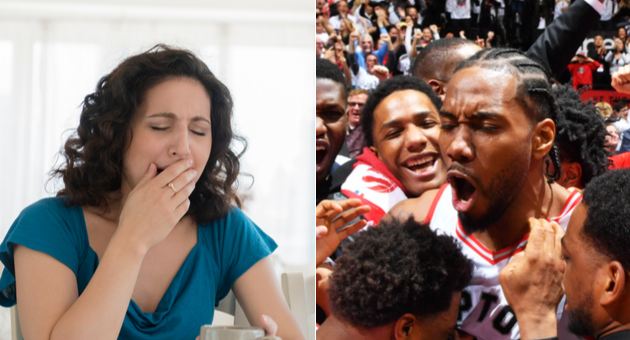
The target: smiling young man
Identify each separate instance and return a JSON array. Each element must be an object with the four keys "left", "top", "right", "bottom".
[
  {"left": 340, "top": 76, "right": 445, "bottom": 224},
  {"left": 499, "top": 169, "right": 630, "bottom": 340},
  {"left": 389, "top": 49, "right": 582, "bottom": 340}
]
